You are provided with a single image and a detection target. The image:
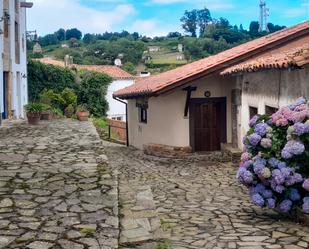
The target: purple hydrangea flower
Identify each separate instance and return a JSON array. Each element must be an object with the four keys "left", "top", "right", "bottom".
[
  {"left": 280, "top": 167, "right": 292, "bottom": 178},
  {"left": 268, "top": 158, "right": 280, "bottom": 168},
  {"left": 272, "top": 169, "right": 285, "bottom": 185},
  {"left": 270, "top": 179, "right": 285, "bottom": 193},
  {"left": 288, "top": 97, "right": 307, "bottom": 111},
  {"left": 251, "top": 193, "right": 265, "bottom": 207},
  {"left": 249, "top": 184, "right": 266, "bottom": 196},
  {"left": 249, "top": 115, "right": 258, "bottom": 127},
  {"left": 303, "top": 179, "right": 309, "bottom": 191},
  {"left": 281, "top": 140, "right": 305, "bottom": 159},
  {"left": 254, "top": 123, "right": 269, "bottom": 137},
  {"left": 293, "top": 122, "right": 309, "bottom": 136},
  {"left": 302, "top": 197, "right": 309, "bottom": 214},
  {"left": 279, "top": 199, "right": 293, "bottom": 212},
  {"left": 289, "top": 188, "right": 301, "bottom": 201},
  {"left": 262, "top": 189, "right": 273, "bottom": 198},
  {"left": 267, "top": 198, "right": 276, "bottom": 209},
  {"left": 248, "top": 133, "right": 262, "bottom": 147},
  {"left": 237, "top": 168, "right": 253, "bottom": 185}
]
